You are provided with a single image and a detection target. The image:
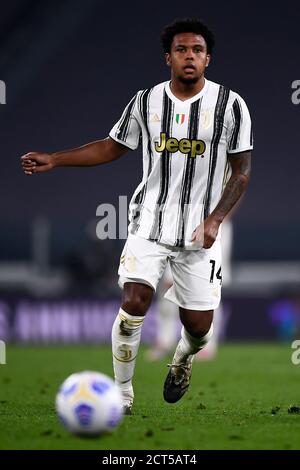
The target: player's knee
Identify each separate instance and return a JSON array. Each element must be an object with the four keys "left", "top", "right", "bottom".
[
  {"left": 122, "top": 296, "right": 150, "bottom": 315},
  {"left": 182, "top": 313, "right": 213, "bottom": 338},
  {"left": 122, "top": 283, "right": 153, "bottom": 315},
  {"left": 187, "top": 323, "right": 211, "bottom": 338}
]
